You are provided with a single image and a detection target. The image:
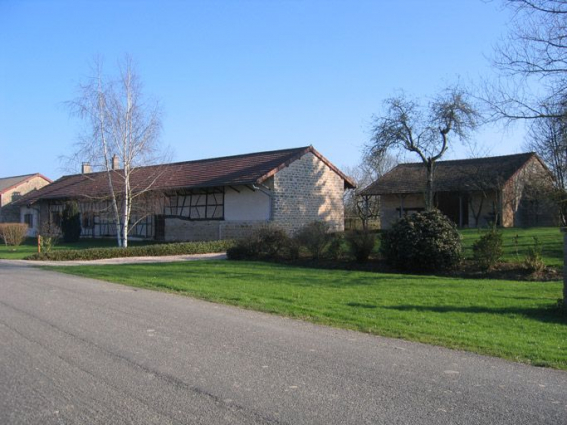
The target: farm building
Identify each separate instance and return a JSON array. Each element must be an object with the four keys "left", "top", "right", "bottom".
[
  {"left": 16, "top": 146, "right": 355, "bottom": 241},
  {"left": 0, "top": 173, "right": 51, "bottom": 232},
  {"left": 360, "top": 152, "right": 557, "bottom": 228}
]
